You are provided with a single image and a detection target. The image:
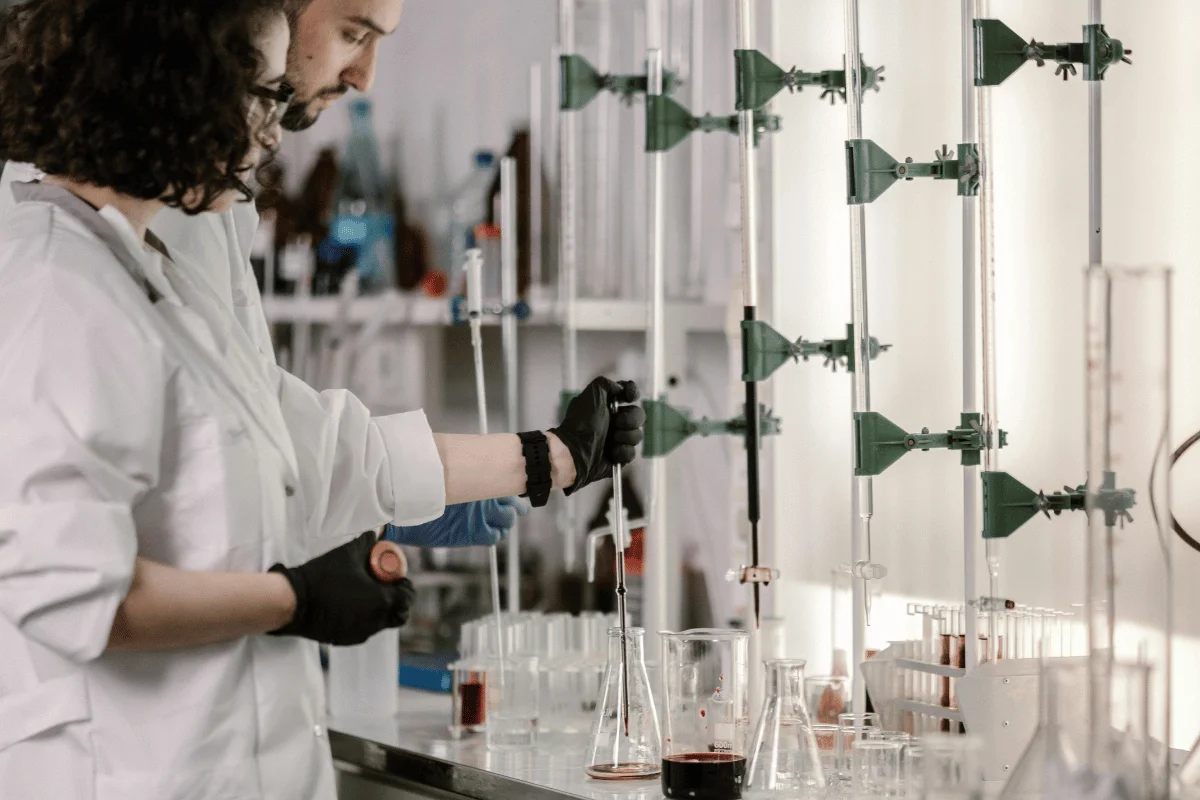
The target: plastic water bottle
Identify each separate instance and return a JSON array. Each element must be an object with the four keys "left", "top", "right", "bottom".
[
  {"left": 331, "top": 99, "right": 395, "bottom": 292},
  {"left": 448, "top": 150, "right": 497, "bottom": 281}
]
